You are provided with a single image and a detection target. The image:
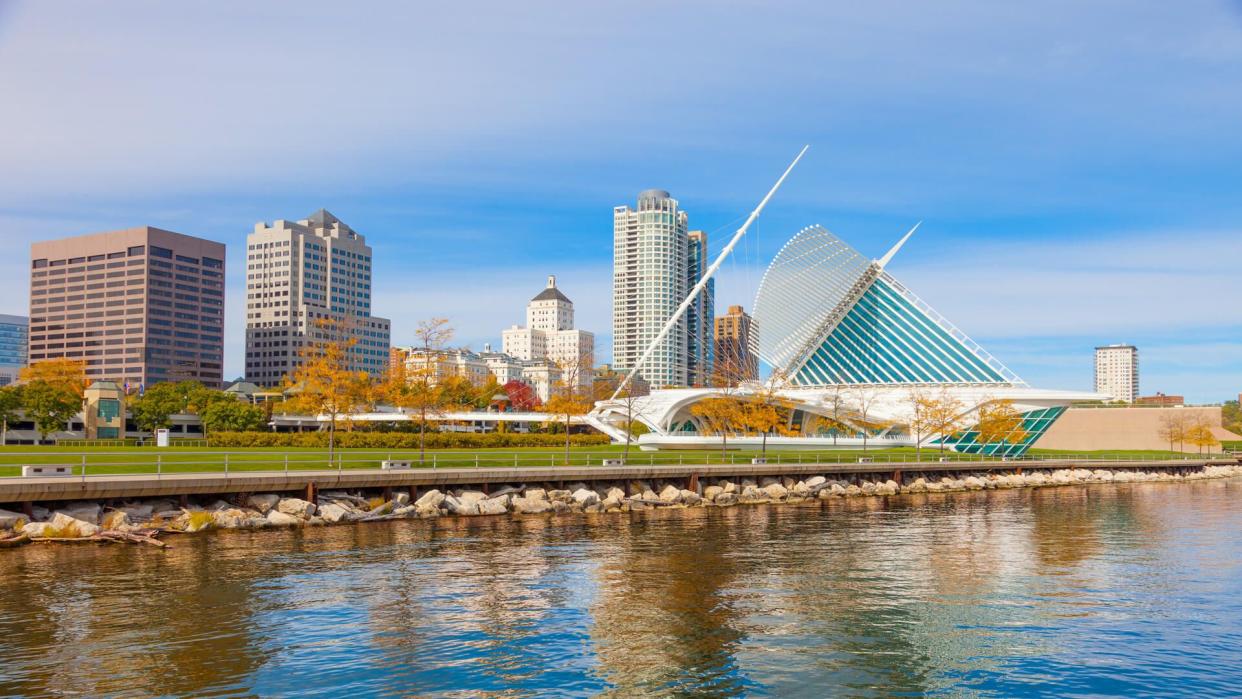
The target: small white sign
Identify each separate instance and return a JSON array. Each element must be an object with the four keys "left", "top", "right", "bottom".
[{"left": 155, "top": 428, "right": 170, "bottom": 447}]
